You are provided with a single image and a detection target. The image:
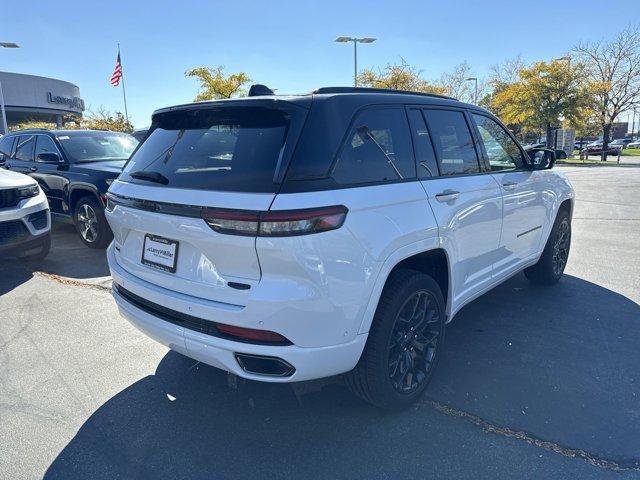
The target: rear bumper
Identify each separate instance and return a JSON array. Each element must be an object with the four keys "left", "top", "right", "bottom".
[{"left": 108, "top": 245, "right": 367, "bottom": 382}]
